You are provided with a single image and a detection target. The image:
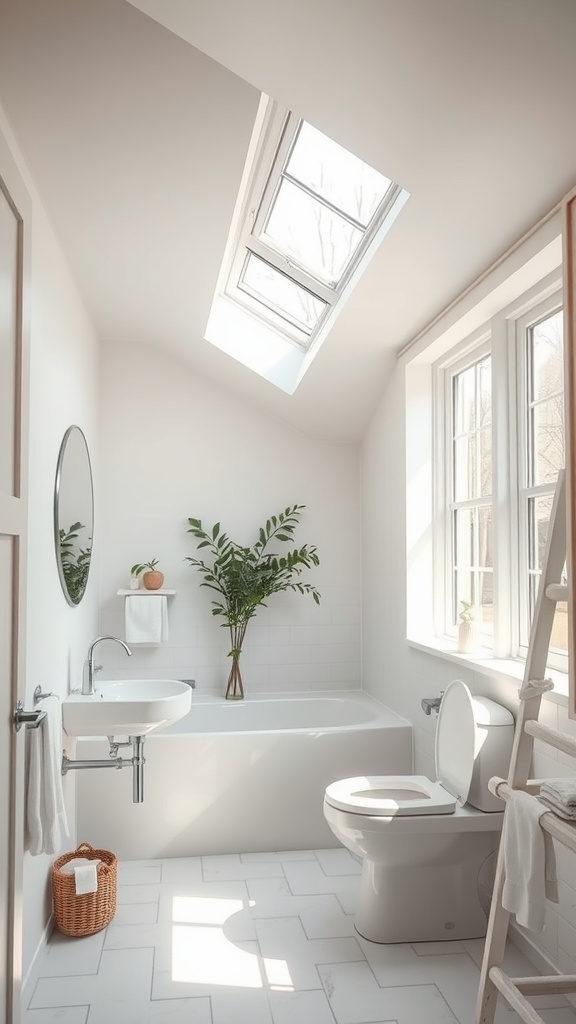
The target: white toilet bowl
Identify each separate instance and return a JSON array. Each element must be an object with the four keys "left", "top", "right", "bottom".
[{"left": 323, "top": 680, "right": 514, "bottom": 943}]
